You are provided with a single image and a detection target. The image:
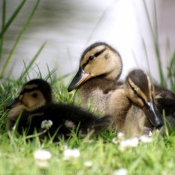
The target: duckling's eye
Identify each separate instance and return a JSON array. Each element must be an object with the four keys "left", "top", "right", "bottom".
[
  {"left": 132, "top": 88, "right": 138, "bottom": 96},
  {"left": 32, "top": 93, "right": 38, "bottom": 98},
  {"left": 89, "top": 55, "right": 94, "bottom": 61}
]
